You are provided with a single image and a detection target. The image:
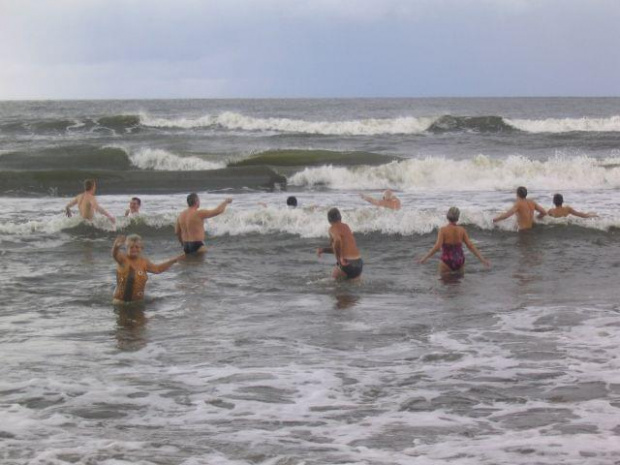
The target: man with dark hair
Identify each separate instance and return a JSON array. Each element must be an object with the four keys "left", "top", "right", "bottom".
[
  {"left": 65, "top": 178, "right": 115, "bottom": 224},
  {"left": 125, "top": 197, "right": 142, "bottom": 217},
  {"left": 175, "top": 193, "right": 232, "bottom": 254},
  {"left": 547, "top": 193, "right": 597, "bottom": 218},
  {"left": 493, "top": 186, "right": 546, "bottom": 230},
  {"left": 317, "top": 207, "right": 363, "bottom": 280}
]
